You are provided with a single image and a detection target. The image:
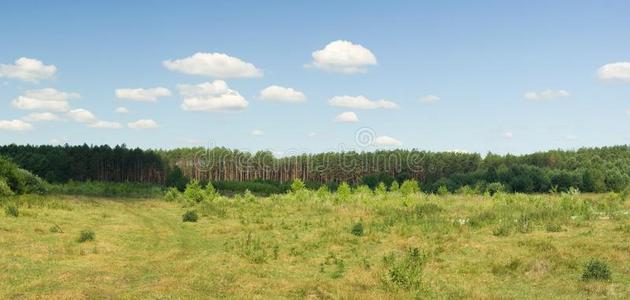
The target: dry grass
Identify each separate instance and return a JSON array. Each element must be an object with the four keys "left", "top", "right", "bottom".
[{"left": 0, "top": 192, "right": 629, "bottom": 299}]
